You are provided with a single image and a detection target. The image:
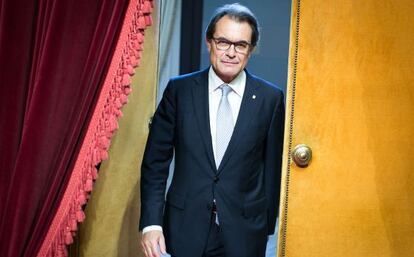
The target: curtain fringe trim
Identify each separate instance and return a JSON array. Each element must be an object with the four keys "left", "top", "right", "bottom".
[{"left": 37, "top": 0, "right": 154, "bottom": 256}]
